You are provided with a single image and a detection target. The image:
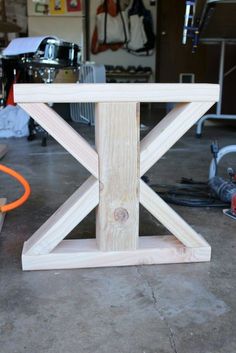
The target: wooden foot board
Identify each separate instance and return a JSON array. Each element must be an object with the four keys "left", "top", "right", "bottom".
[
  {"left": 22, "top": 236, "right": 211, "bottom": 270},
  {"left": 14, "top": 83, "right": 219, "bottom": 271}
]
